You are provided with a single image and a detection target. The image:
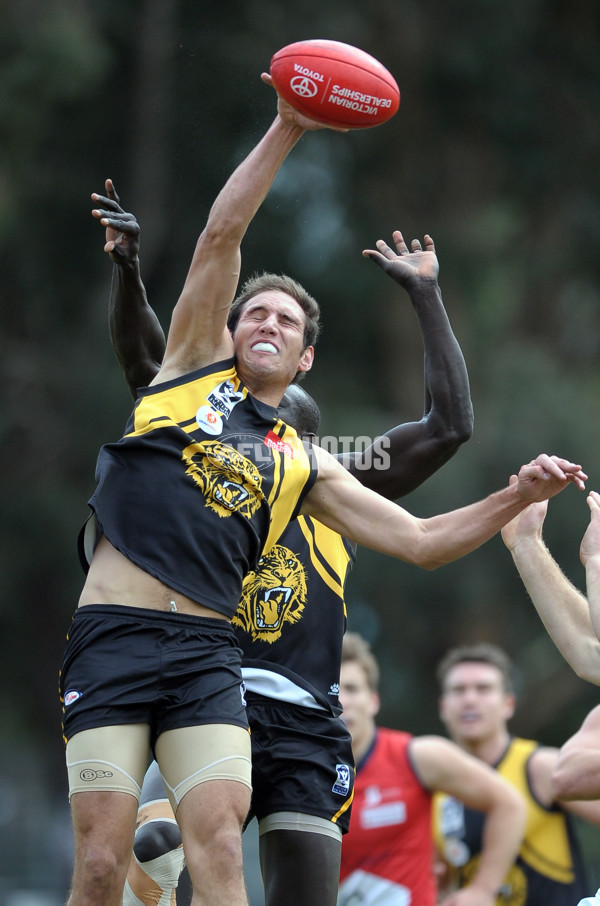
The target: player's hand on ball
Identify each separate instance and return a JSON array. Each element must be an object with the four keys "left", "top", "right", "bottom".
[{"left": 261, "top": 73, "right": 349, "bottom": 132}]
